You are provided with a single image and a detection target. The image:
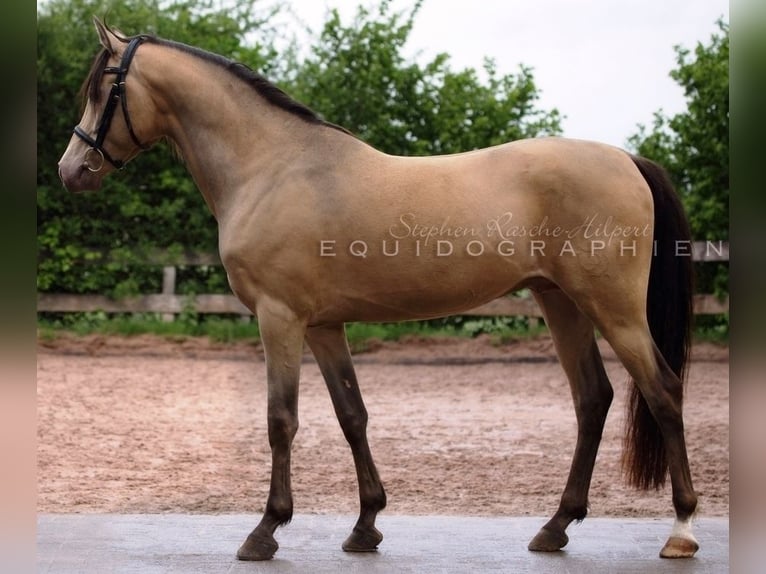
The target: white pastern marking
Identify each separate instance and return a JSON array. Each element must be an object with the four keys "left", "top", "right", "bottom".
[{"left": 669, "top": 516, "right": 698, "bottom": 543}]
